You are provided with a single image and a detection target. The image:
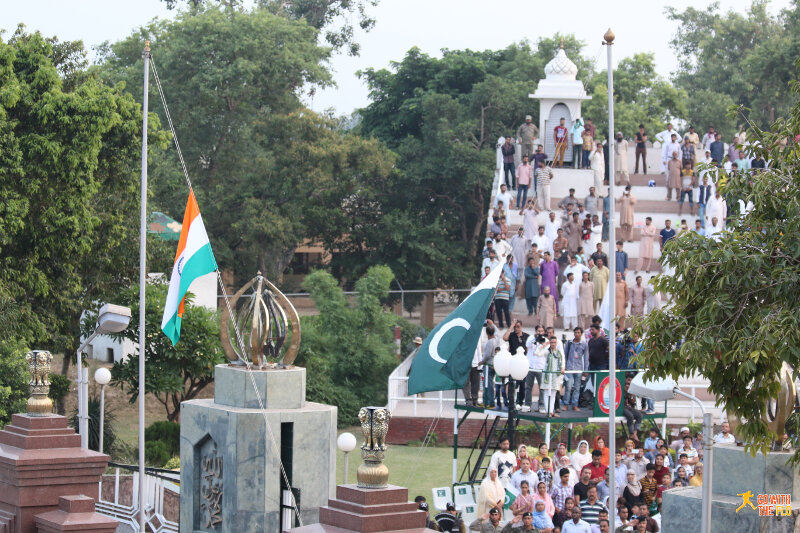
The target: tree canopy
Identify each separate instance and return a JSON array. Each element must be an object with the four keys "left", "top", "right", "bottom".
[
  {"left": 666, "top": 0, "right": 800, "bottom": 133},
  {"left": 637, "top": 79, "right": 800, "bottom": 462}
]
